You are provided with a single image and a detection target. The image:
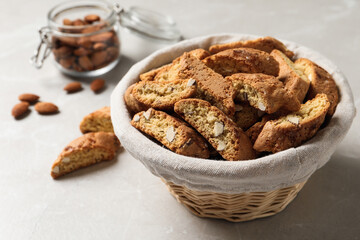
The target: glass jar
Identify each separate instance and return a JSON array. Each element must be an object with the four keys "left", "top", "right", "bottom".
[{"left": 31, "top": 0, "right": 182, "bottom": 77}]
